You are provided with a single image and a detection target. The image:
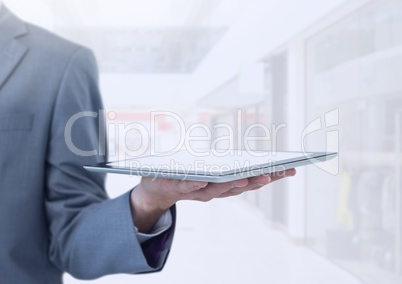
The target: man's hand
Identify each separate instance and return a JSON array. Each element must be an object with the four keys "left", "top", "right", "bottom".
[{"left": 130, "top": 169, "right": 296, "bottom": 233}]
